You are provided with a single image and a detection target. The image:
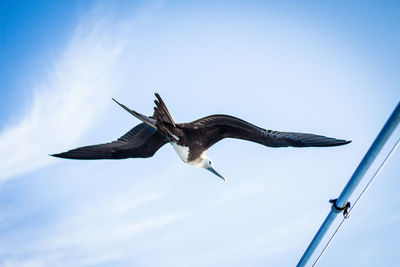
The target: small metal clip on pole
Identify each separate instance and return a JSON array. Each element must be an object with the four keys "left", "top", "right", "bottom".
[{"left": 297, "top": 101, "right": 400, "bottom": 267}]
